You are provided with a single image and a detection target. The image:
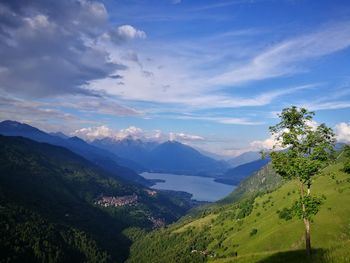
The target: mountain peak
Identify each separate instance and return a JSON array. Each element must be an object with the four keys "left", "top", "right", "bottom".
[
  {"left": 0, "top": 120, "right": 44, "bottom": 134},
  {"left": 68, "top": 136, "right": 86, "bottom": 143},
  {"left": 0, "top": 120, "right": 21, "bottom": 126},
  {"left": 164, "top": 140, "right": 182, "bottom": 145},
  {"left": 50, "top": 131, "right": 69, "bottom": 139}
]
